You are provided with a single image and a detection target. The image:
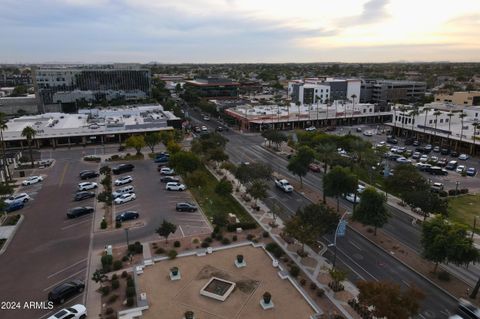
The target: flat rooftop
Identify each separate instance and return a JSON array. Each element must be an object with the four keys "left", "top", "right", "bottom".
[
  {"left": 137, "top": 245, "right": 318, "bottom": 319},
  {"left": 3, "top": 104, "right": 178, "bottom": 141}
]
